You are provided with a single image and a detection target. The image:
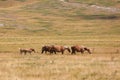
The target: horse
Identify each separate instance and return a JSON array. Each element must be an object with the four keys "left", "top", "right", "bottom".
[
  {"left": 71, "top": 45, "right": 91, "bottom": 54},
  {"left": 19, "top": 48, "right": 36, "bottom": 55},
  {"left": 50, "top": 45, "right": 71, "bottom": 54},
  {"left": 41, "top": 45, "right": 53, "bottom": 54}
]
